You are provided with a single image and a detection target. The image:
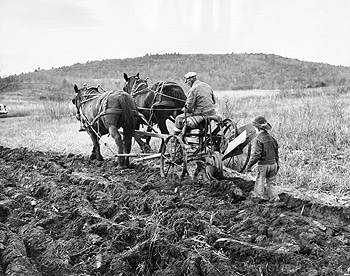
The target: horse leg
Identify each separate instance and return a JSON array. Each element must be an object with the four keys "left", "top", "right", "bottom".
[
  {"left": 88, "top": 130, "right": 103, "bottom": 161},
  {"left": 109, "top": 125, "right": 125, "bottom": 168},
  {"left": 146, "top": 125, "right": 152, "bottom": 145},
  {"left": 155, "top": 116, "right": 169, "bottom": 153},
  {"left": 134, "top": 122, "right": 151, "bottom": 153},
  {"left": 123, "top": 132, "right": 133, "bottom": 168}
]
